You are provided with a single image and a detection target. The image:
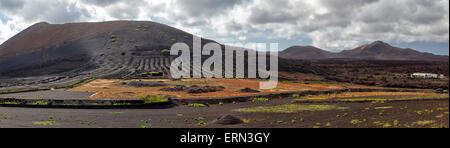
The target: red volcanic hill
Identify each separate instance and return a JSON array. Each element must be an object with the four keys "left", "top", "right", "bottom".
[
  {"left": 280, "top": 41, "right": 448, "bottom": 61},
  {"left": 279, "top": 46, "right": 333, "bottom": 60},
  {"left": 0, "top": 21, "right": 129, "bottom": 58},
  {"left": 0, "top": 20, "right": 220, "bottom": 79},
  {"left": 338, "top": 41, "right": 448, "bottom": 60}
]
